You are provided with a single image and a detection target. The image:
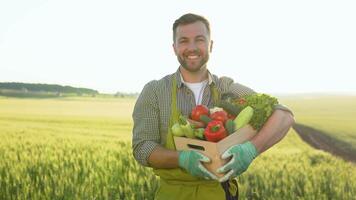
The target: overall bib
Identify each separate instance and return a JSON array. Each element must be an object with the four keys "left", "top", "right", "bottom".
[{"left": 153, "top": 76, "right": 238, "bottom": 200}]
